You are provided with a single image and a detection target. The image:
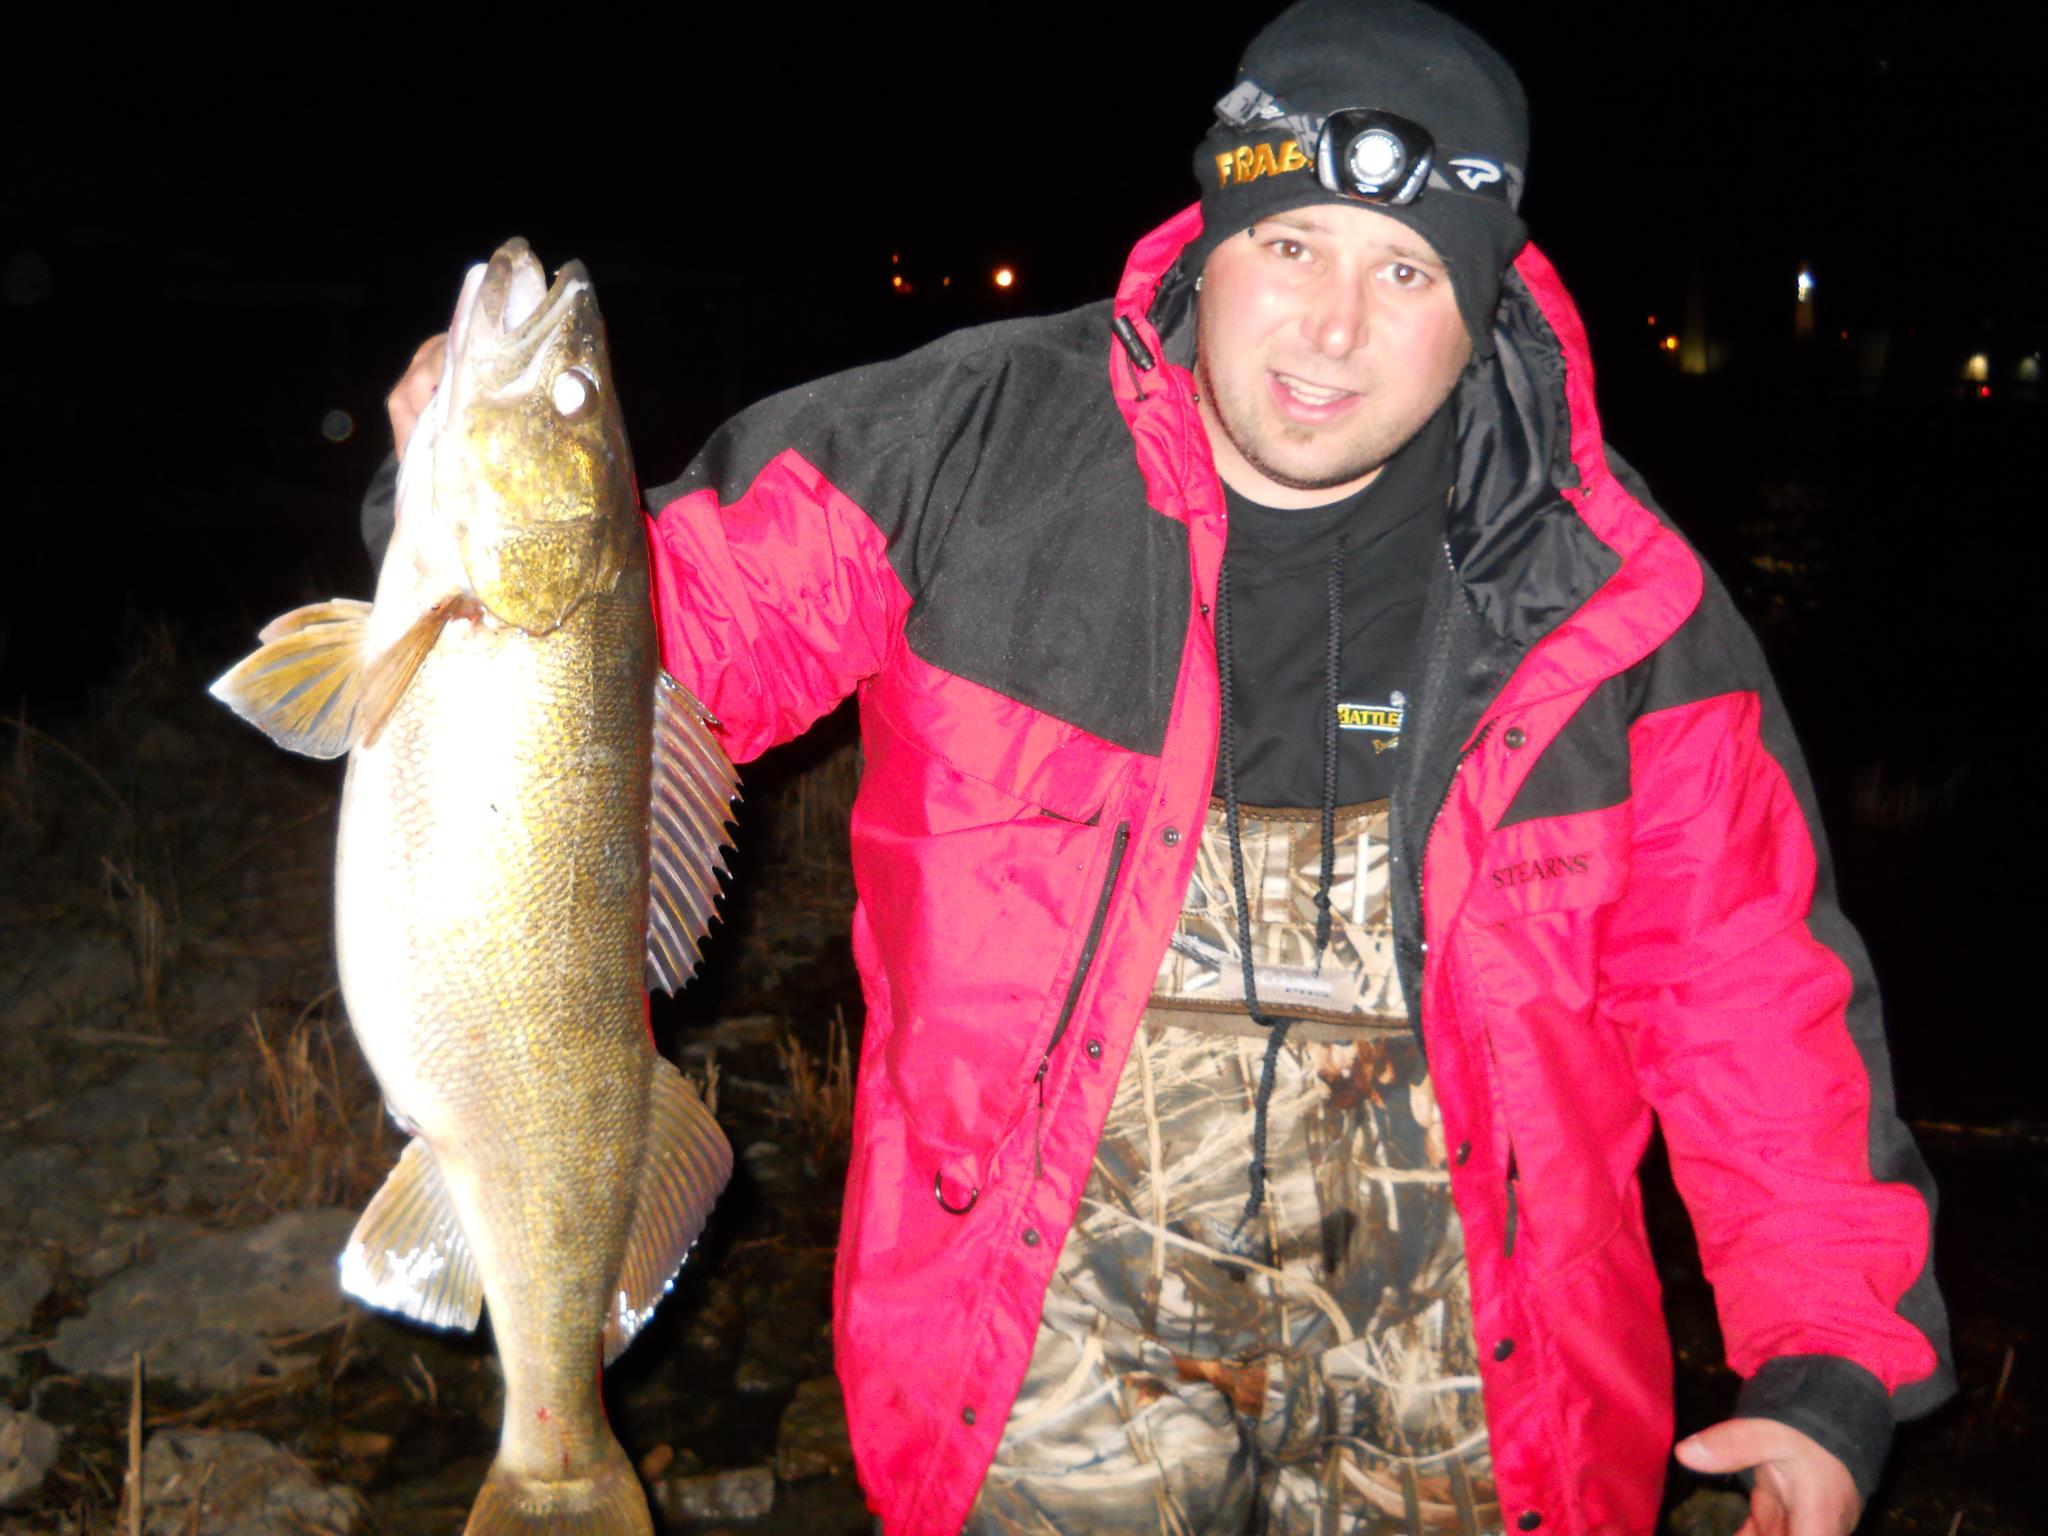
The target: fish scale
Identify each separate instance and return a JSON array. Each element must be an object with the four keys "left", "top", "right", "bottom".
[{"left": 212, "top": 239, "right": 735, "bottom": 1535}]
